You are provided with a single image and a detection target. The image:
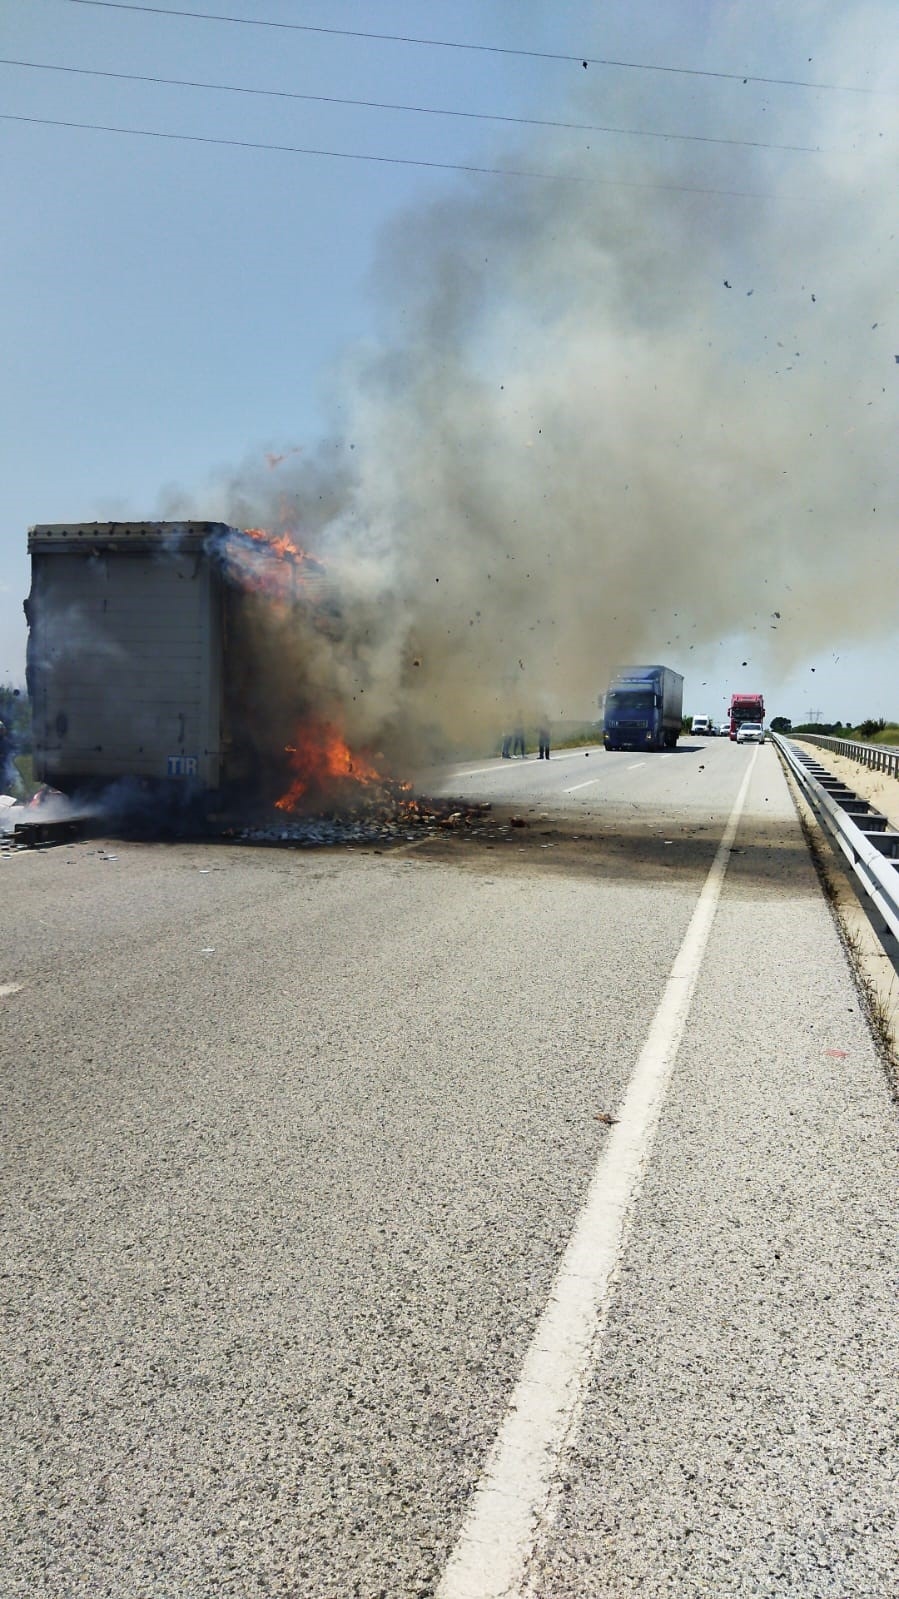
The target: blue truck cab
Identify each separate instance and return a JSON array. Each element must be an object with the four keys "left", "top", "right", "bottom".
[{"left": 602, "top": 664, "right": 684, "bottom": 751}]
